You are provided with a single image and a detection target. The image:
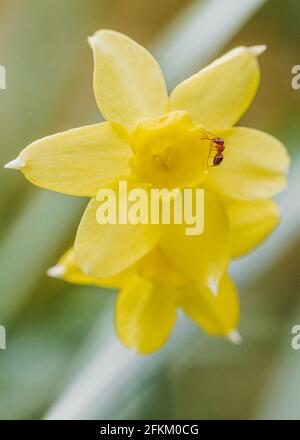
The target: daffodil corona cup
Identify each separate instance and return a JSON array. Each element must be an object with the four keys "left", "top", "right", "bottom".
[{"left": 5, "top": 30, "right": 290, "bottom": 354}]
